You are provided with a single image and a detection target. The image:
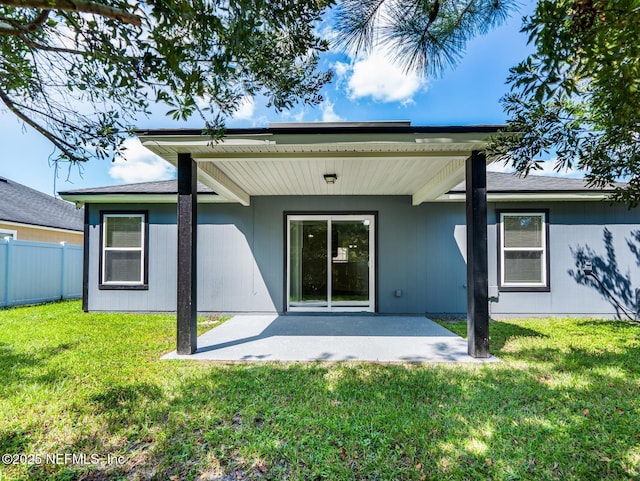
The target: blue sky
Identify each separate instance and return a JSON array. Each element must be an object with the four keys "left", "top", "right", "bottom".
[{"left": 0, "top": 1, "right": 540, "bottom": 196}]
